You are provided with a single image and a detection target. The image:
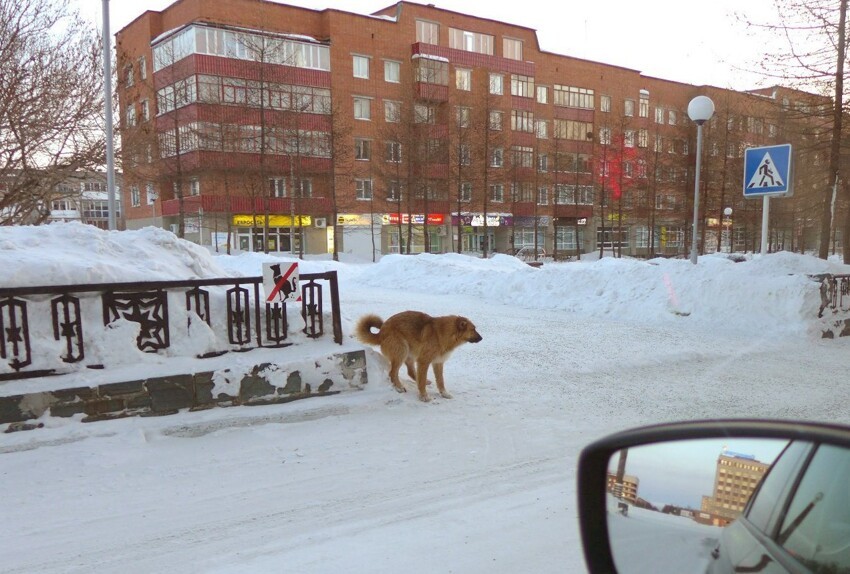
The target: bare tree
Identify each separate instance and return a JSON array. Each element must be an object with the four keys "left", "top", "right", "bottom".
[
  {"left": 747, "top": 0, "right": 850, "bottom": 261},
  {"left": 0, "top": 0, "right": 105, "bottom": 225}
]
